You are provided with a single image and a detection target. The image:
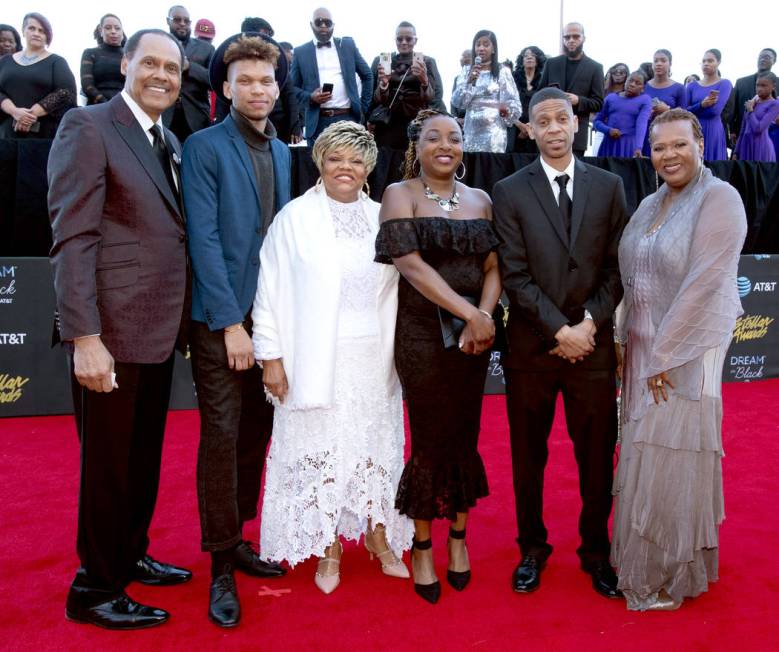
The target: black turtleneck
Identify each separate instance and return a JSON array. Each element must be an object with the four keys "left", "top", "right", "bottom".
[{"left": 230, "top": 106, "right": 277, "bottom": 235}]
